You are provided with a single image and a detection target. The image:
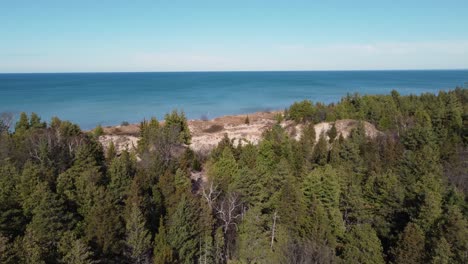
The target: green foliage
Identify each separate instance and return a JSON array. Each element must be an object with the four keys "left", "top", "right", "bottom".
[
  {"left": 1, "top": 89, "right": 467, "bottom": 263},
  {"left": 84, "top": 189, "right": 125, "bottom": 256},
  {"left": 303, "top": 165, "right": 344, "bottom": 239},
  {"left": 22, "top": 184, "right": 74, "bottom": 262},
  {"left": 312, "top": 132, "right": 329, "bottom": 166},
  {"left": 286, "top": 99, "right": 316, "bottom": 123},
  {"left": 274, "top": 112, "right": 284, "bottom": 123},
  {"left": 0, "top": 163, "right": 24, "bottom": 239},
  {"left": 236, "top": 207, "right": 272, "bottom": 263},
  {"left": 164, "top": 110, "right": 191, "bottom": 145},
  {"left": 430, "top": 237, "right": 453, "bottom": 264},
  {"left": 106, "top": 141, "right": 117, "bottom": 161},
  {"left": 327, "top": 123, "right": 337, "bottom": 143},
  {"left": 153, "top": 218, "right": 174, "bottom": 264},
  {"left": 341, "top": 224, "right": 385, "bottom": 264},
  {"left": 108, "top": 150, "right": 136, "bottom": 203},
  {"left": 93, "top": 124, "right": 104, "bottom": 137},
  {"left": 393, "top": 222, "right": 426, "bottom": 264},
  {"left": 29, "top": 113, "right": 46, "bottom": 129},
  {"left": 208, "top": 147, "right": 239, "bottom": 192},
  {"left": 441, "top": 206, "right": 468, "bottom": 263},
  {"left": 167, "top": 196, "right": 200, "bottom": 264},
  {"left": 58, "top": 232, "right": 95, "bottom": 264},
  {"left": 15, "top": 112, "right": 29, "bottom": 133},
  {"left": 126, "top": 203, "right": 151, "bottom": 263},
  {"left": 138, "top": 117, "right": 160, "bottom": 152}
]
